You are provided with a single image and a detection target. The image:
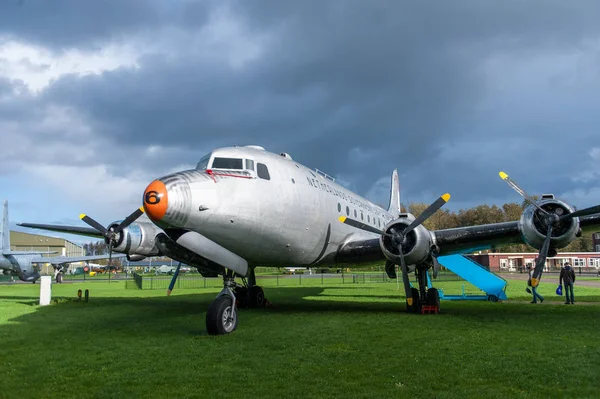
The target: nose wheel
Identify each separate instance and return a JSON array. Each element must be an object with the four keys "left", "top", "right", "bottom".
[
  {"left": 206, "top": 268, "right": 267, "bottom": 335},
  {"left": 206, "top": 272, "right": 238, "bottom": 335}
]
